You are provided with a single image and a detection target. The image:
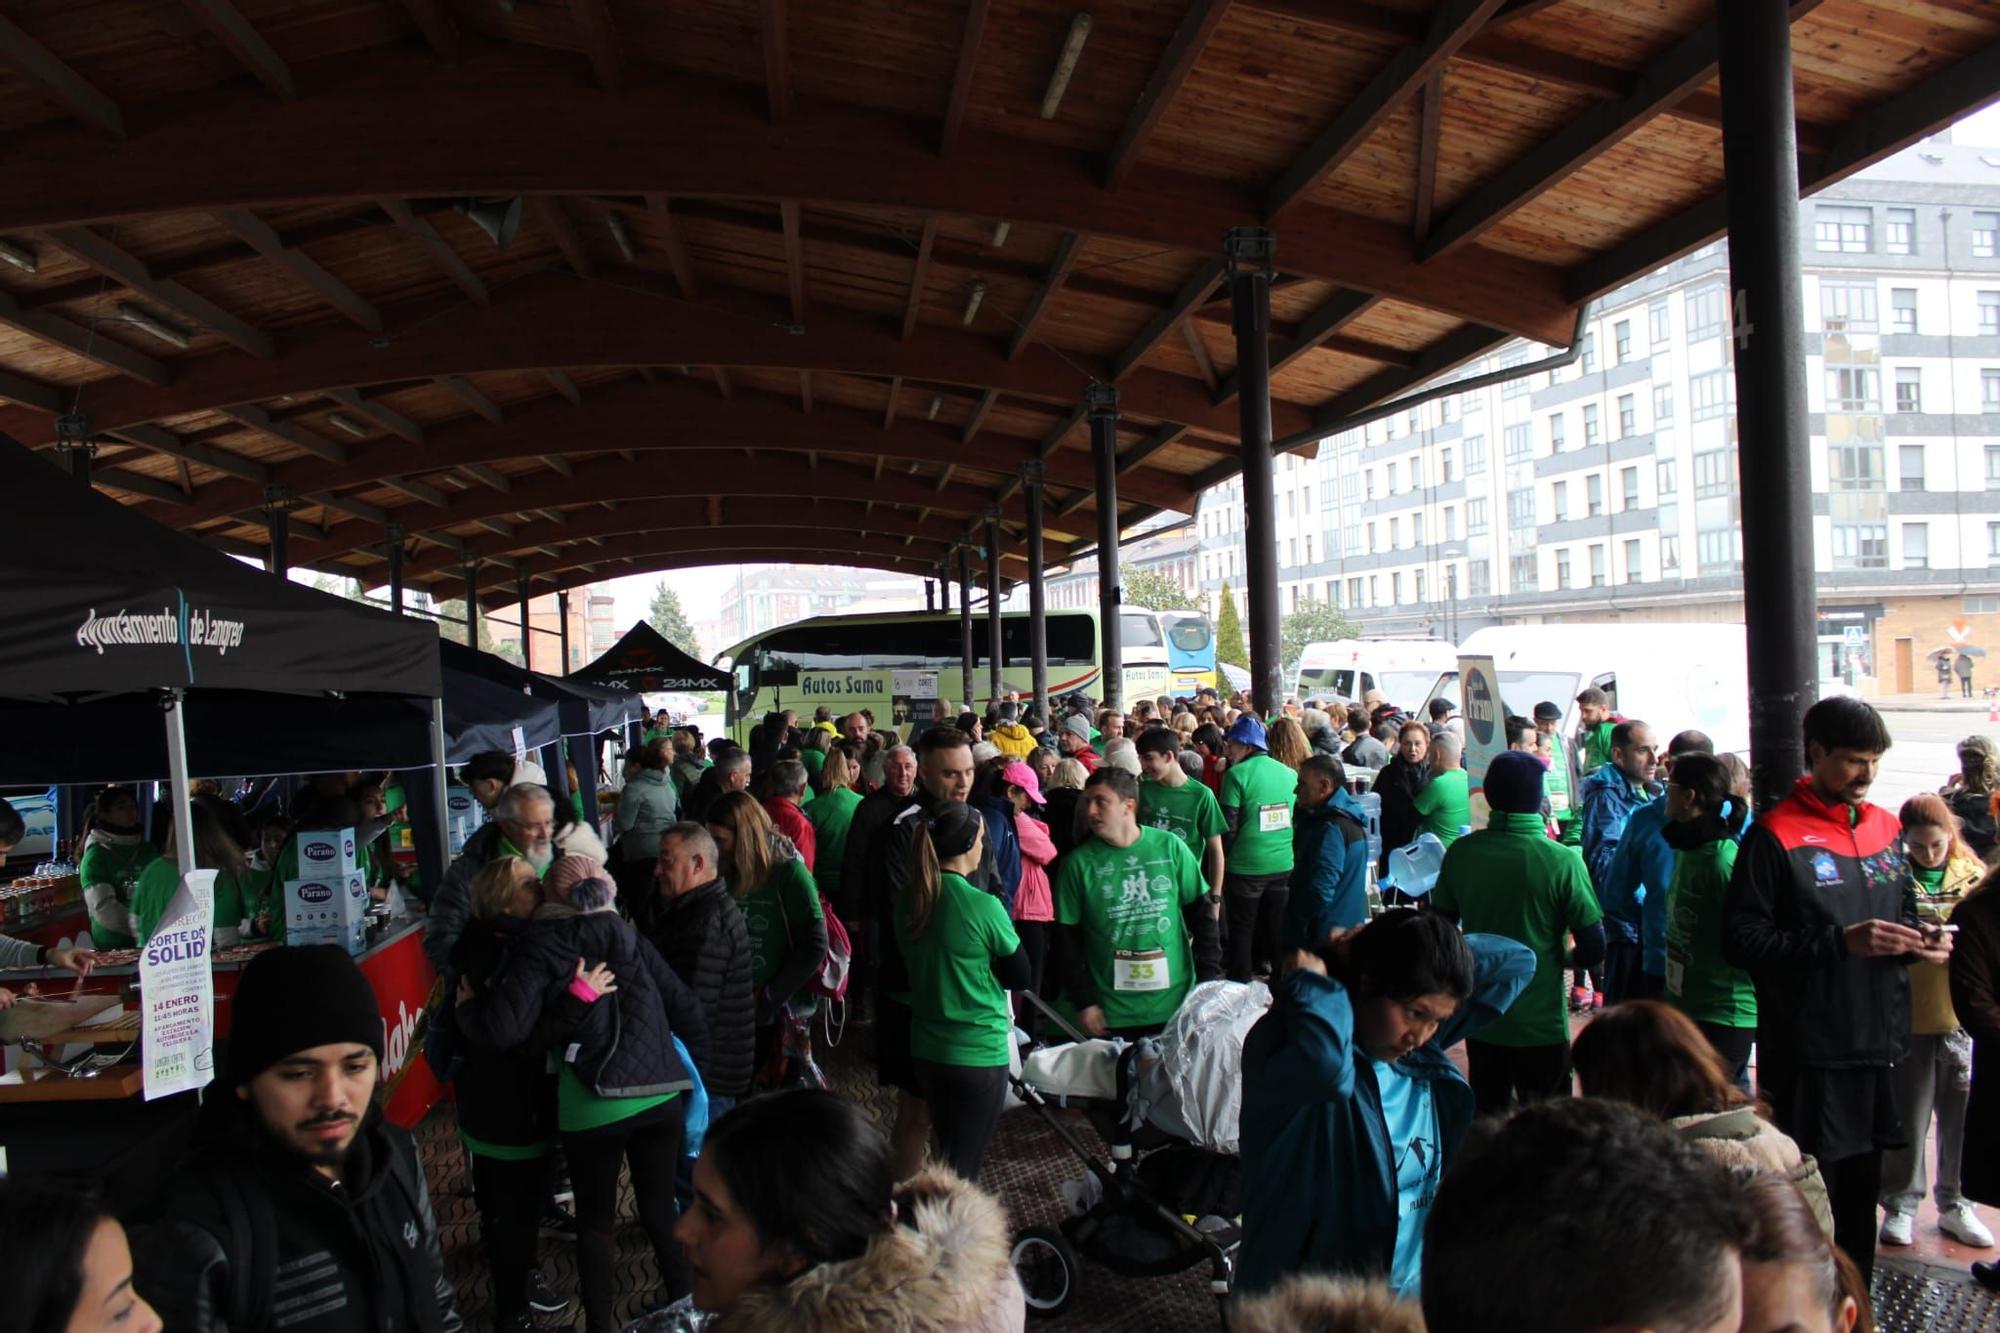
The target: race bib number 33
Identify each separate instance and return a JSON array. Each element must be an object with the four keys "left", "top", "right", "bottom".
[{"left": 1113, "top": 948, "right": 1171, "bottom": 992}]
